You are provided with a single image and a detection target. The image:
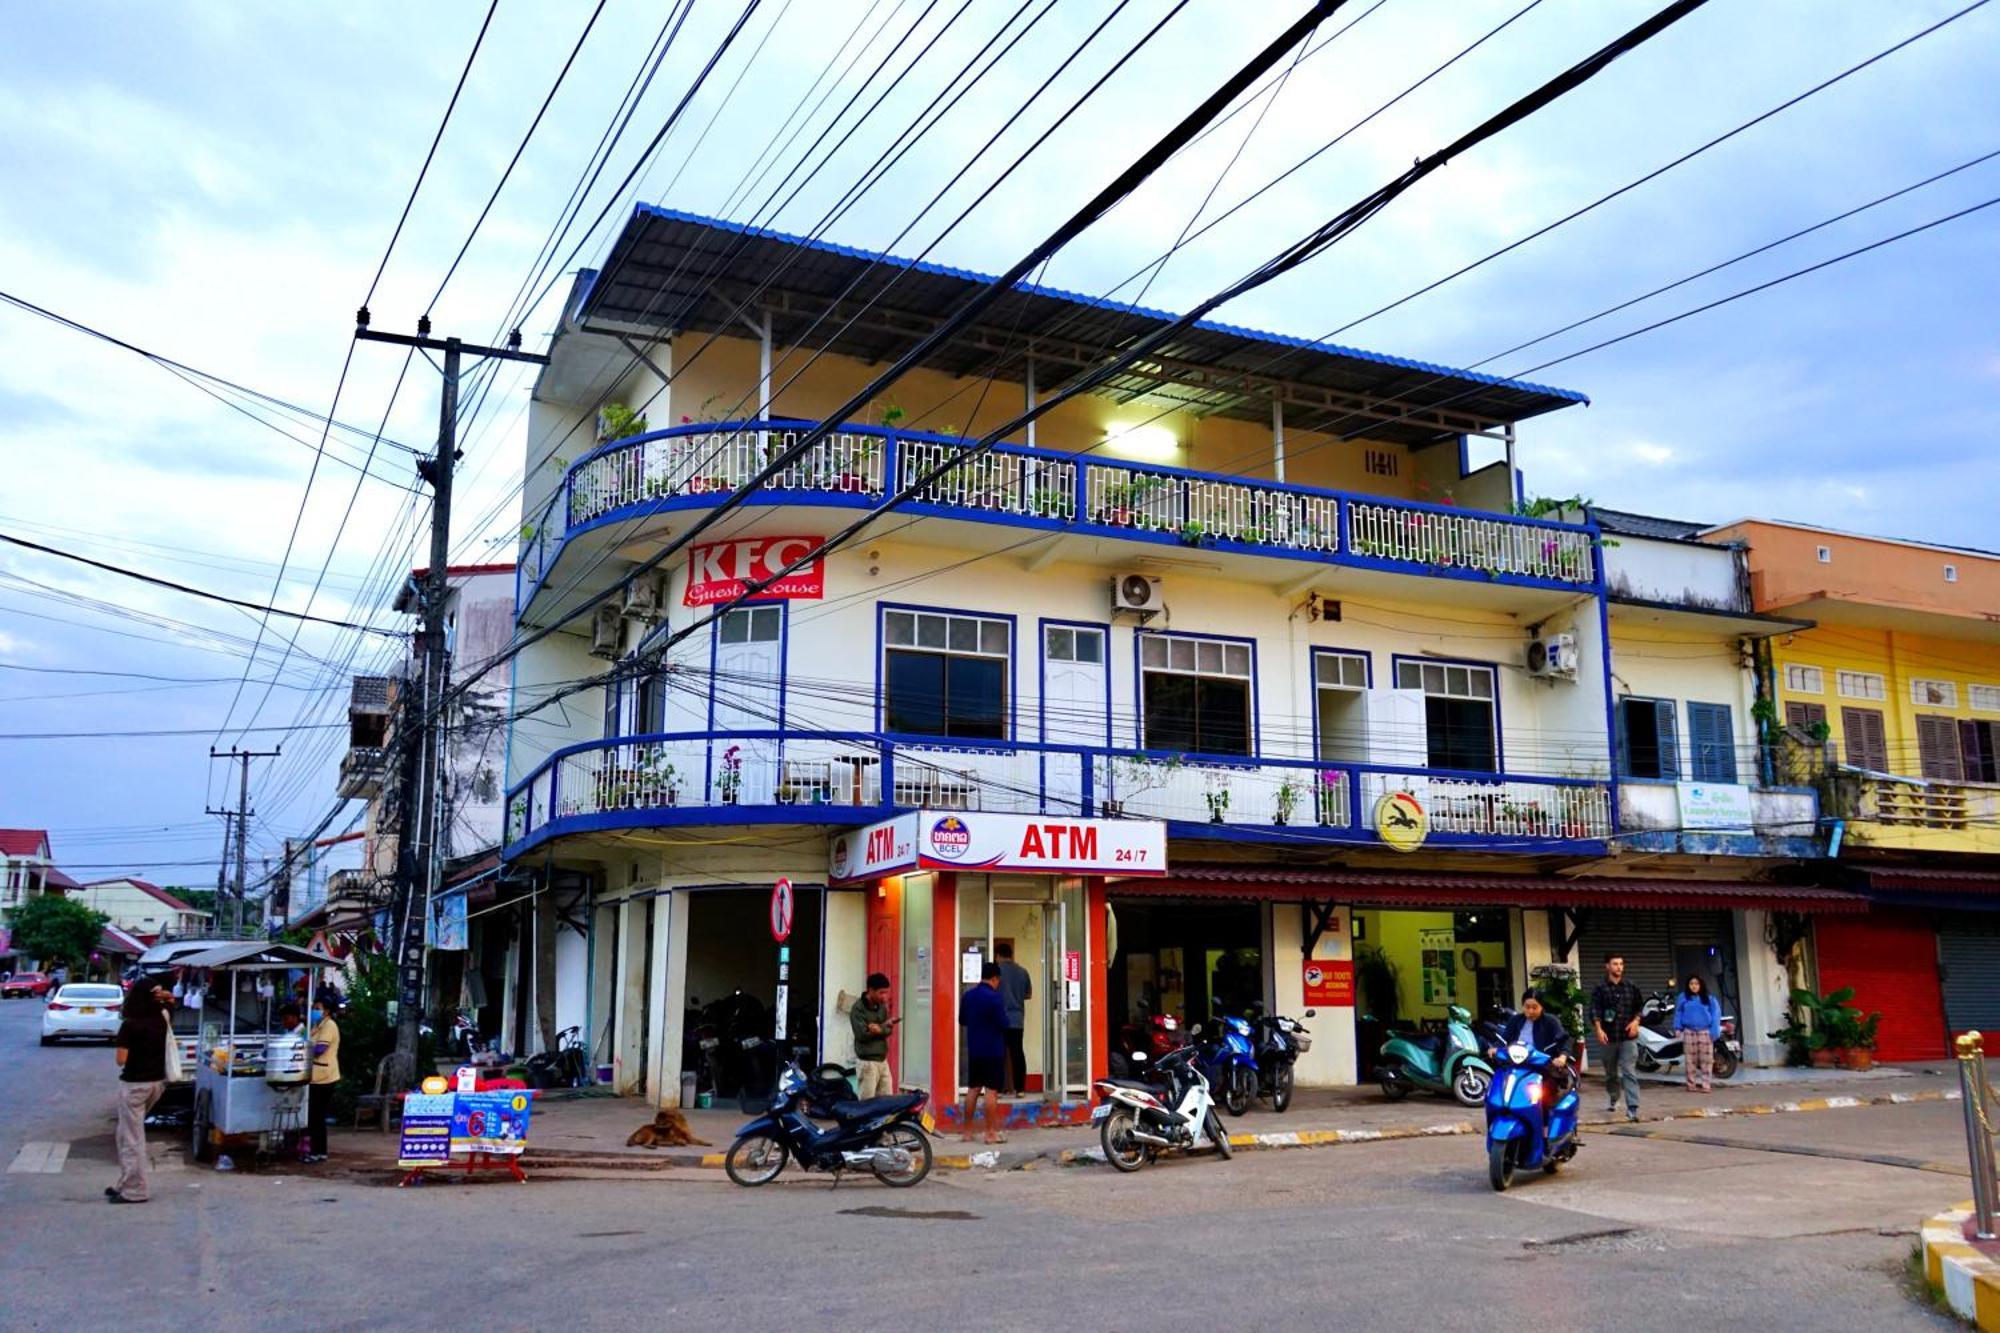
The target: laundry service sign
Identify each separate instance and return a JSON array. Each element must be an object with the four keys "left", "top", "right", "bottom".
[
  {"left": 684, "top": 536, "right": 825, "bottom": 605},
  {"left": 830, "top": 812, "right": 1167, "bottom": 883}
]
